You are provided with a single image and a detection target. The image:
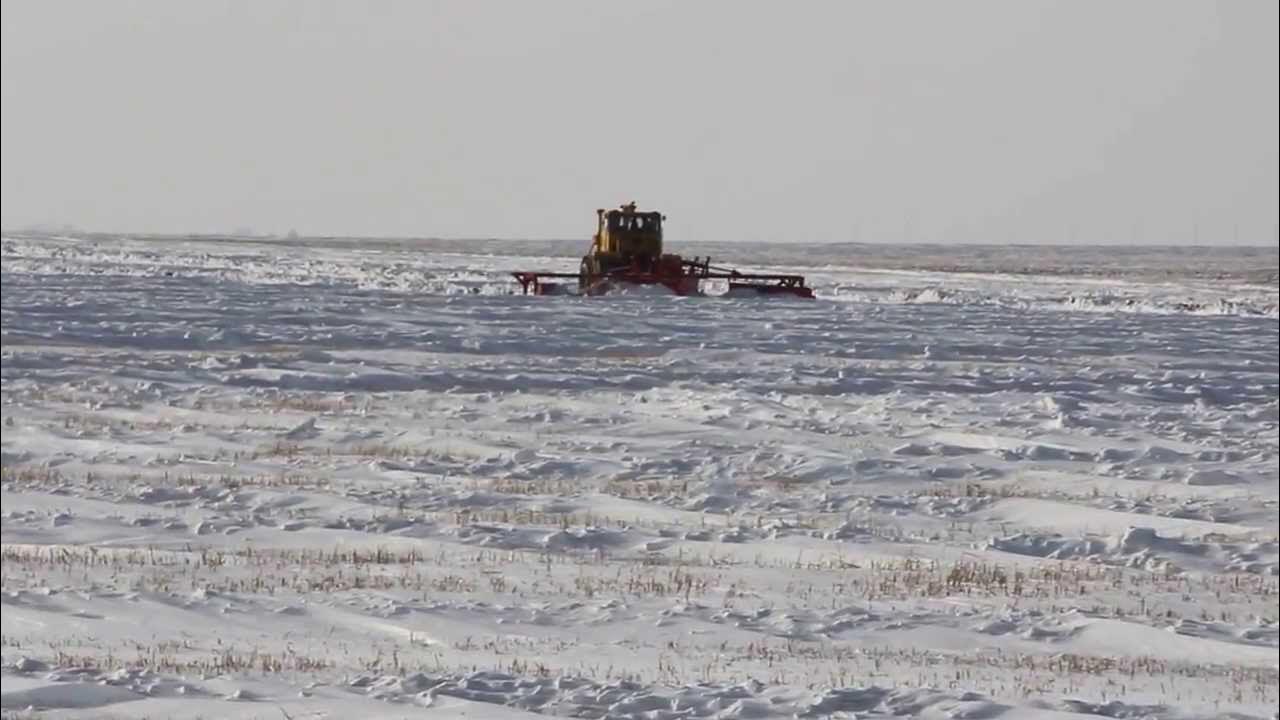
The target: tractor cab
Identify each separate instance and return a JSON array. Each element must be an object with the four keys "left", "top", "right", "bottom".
[{"left": 595, "top": 202, "right": 663, "bottom": 261}]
